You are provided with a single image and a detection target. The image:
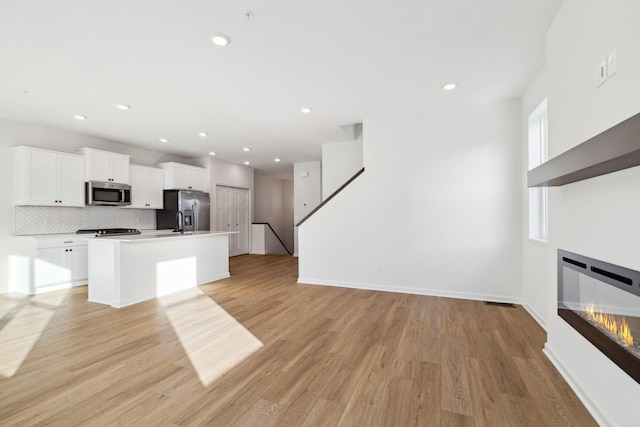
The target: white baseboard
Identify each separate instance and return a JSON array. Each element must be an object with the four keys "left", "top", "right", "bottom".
[
  {"left": 543, "top": 344, "right": 612, "bottom": 427},
  {"left": 522, "top": 303, "right": 547, "bottom": 331},
  {"left": 33, "top": 281, "right": 87, "bottom": 295},
  {"left": 297, "top": 277, "right": 522, "bottom": 305},
  {"left": 250, "top": 250, "right": 266, "bottom": 255}
]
